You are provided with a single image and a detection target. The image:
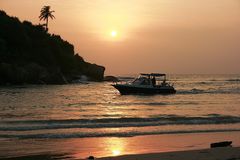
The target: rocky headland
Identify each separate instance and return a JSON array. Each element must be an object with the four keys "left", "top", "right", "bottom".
[{"left": 0, "top": 10, "right": 105, "bottom": 85}]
